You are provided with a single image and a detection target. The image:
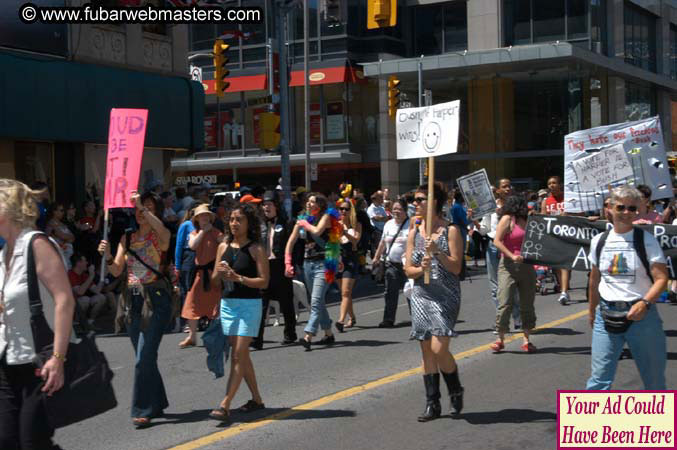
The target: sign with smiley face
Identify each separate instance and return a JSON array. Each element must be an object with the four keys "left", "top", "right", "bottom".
[{"left": 395, "top": 100, "right": 460, "bottom": 160}]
